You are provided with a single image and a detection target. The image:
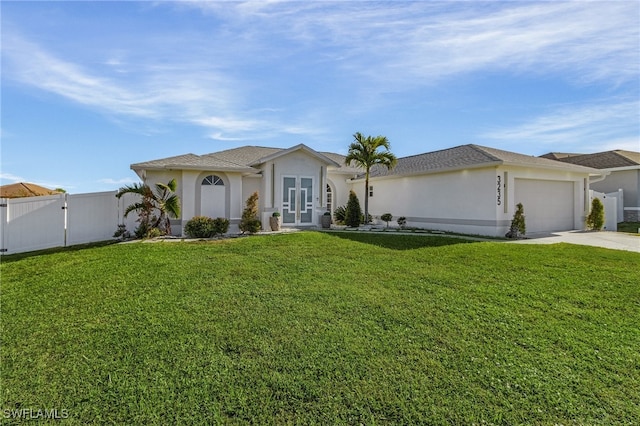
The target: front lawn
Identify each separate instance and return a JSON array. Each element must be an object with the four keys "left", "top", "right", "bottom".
[{"left": 1, "top": 232, "right": 638, "bottom": 424}]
